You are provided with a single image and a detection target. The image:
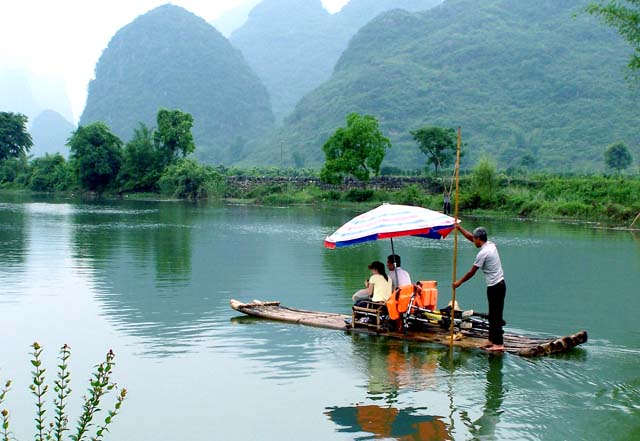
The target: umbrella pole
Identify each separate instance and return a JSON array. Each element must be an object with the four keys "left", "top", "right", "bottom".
[
  {"left": 449, "top": 127, "right": 462, "bottom": 346},
  {"left": 390, "top": 237, "right": 399, "bottom": 287}
]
